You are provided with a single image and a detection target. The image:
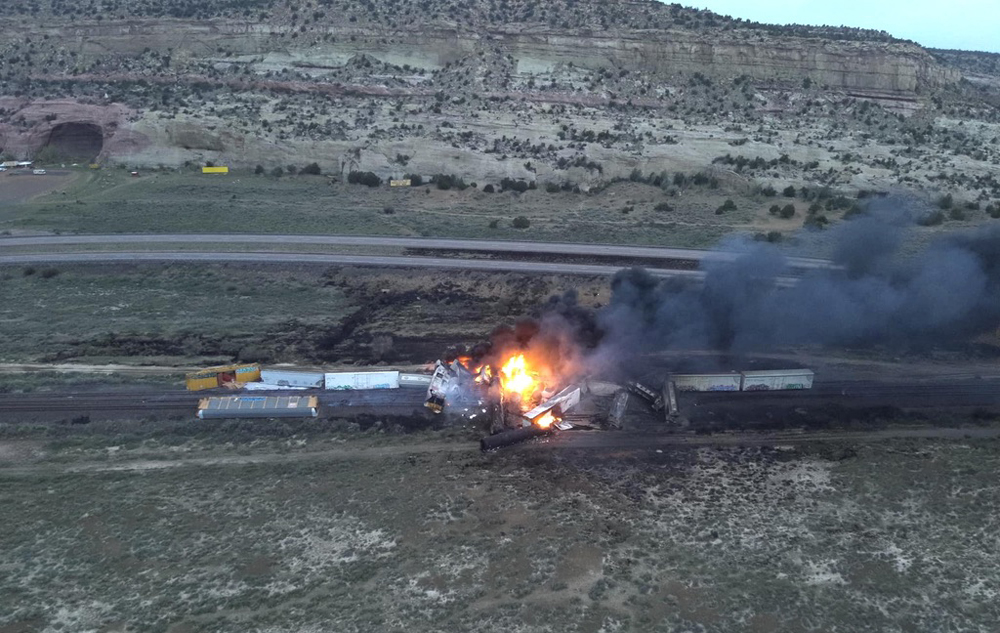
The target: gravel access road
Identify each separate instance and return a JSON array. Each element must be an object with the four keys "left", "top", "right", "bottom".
[
  {"left": 0, "top": 234, "right": 835, "bottom": 269},
  {"left": 0, "top": 250, "right": 717, "bottom": 279}
]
